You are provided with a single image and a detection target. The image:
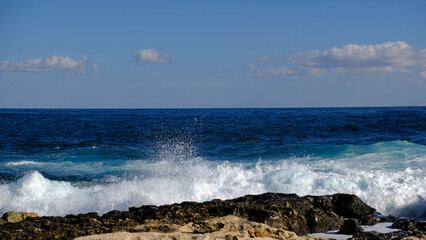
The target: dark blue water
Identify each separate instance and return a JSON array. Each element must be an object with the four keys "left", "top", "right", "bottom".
[{"left": 0, "top": 107, "right": 425, "bottom": 218}]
